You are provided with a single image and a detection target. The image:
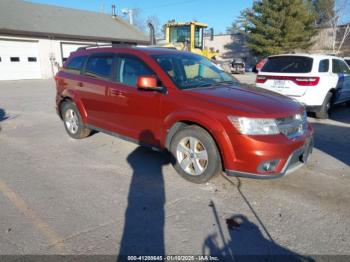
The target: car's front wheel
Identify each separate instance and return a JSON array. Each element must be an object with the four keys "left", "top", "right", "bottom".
[
  {"left": 170, "top": 125, "right": 222, "bottom": 183},
  {"left": 61, "top": 101, "right": 91, "bottom": 139}
]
